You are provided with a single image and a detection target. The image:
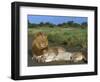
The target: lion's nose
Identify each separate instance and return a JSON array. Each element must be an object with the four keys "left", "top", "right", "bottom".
[{"left": 41, "top": 44, "right": 45, "bottom": 47}]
